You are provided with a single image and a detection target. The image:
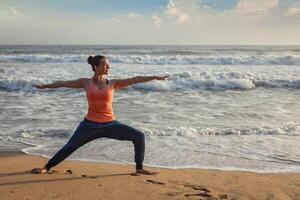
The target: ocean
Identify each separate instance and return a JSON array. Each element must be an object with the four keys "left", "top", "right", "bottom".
[{"left": 0, "top": 45, "right": 299, "bottom": 173}]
